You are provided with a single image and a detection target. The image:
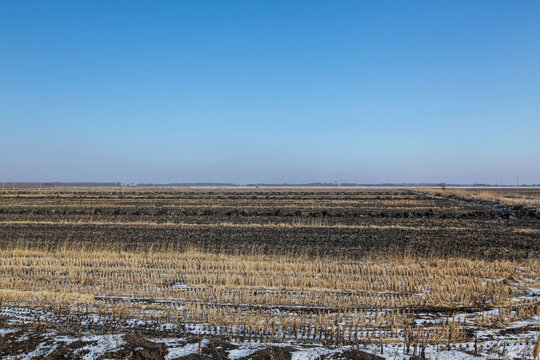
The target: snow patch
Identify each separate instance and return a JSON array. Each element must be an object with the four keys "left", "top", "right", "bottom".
[
  {"left": 166, "top": 338, "right": 209, "bottom": 360},
  {"left": 0, "top": 328, "right": 18, "bottom": 336},
  {"left": 71, "top": 334, "right": 126, "bottom": 360}
]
